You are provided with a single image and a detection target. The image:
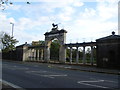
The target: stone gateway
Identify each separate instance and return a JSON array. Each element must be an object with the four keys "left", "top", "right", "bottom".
[{"left": 44, "top": 25, "right": 67, "bottom": 63}]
